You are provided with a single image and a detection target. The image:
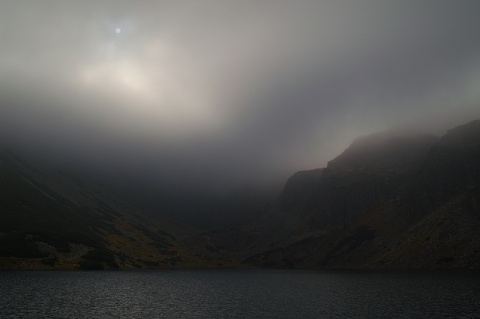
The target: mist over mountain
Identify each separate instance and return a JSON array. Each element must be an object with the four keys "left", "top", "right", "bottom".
[
  {"left": 2, "top": 1, "right": 480, "bottom": 269},
  {"left": 240, "top": 120, "right": 480, "bottom": 269},
  {"left": 1, "top": 119, "right": 480, "bottom": 269},
  {"left": 2, "top": 1, "right": 480, "bottom": 196},
  {"left": 0, "top": 150, "right": 239, "bottom": 269}
]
